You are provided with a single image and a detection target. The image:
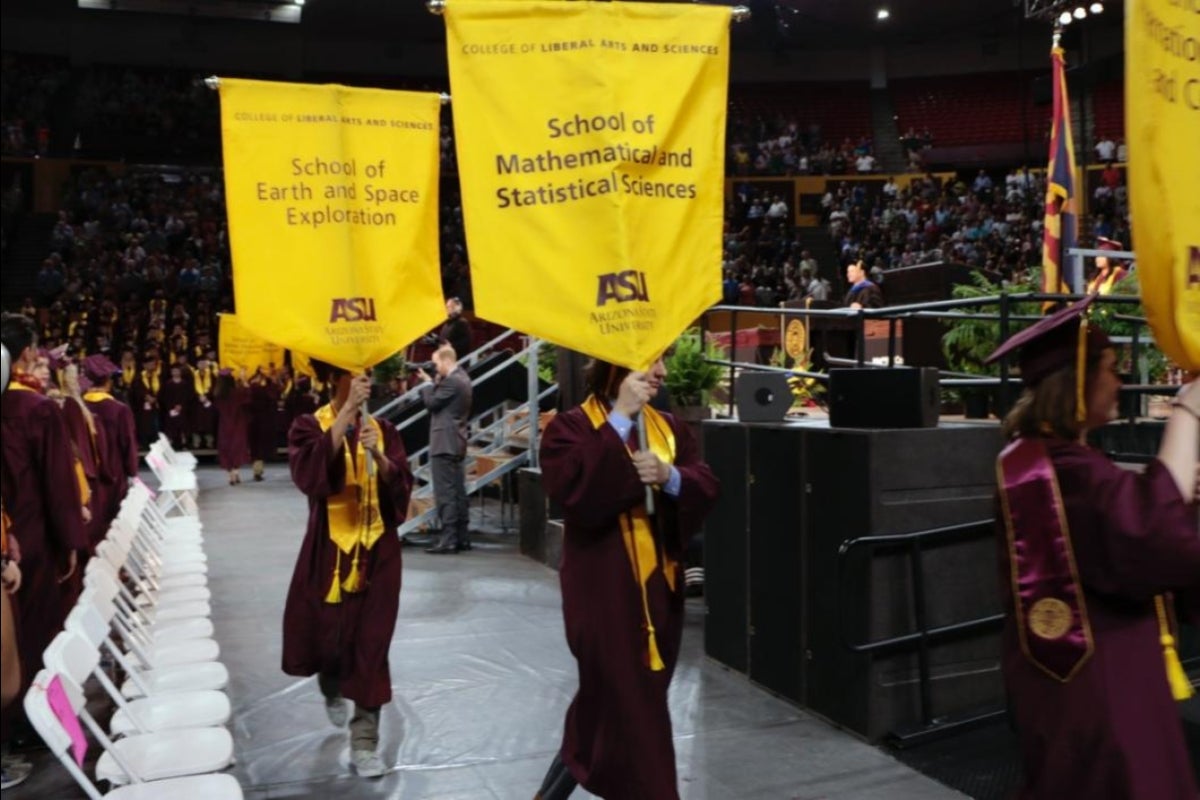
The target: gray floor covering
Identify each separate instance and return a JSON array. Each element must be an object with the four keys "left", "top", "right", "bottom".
[{"left": 9, "top": 465, "right": 966, "bottom": 800}]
